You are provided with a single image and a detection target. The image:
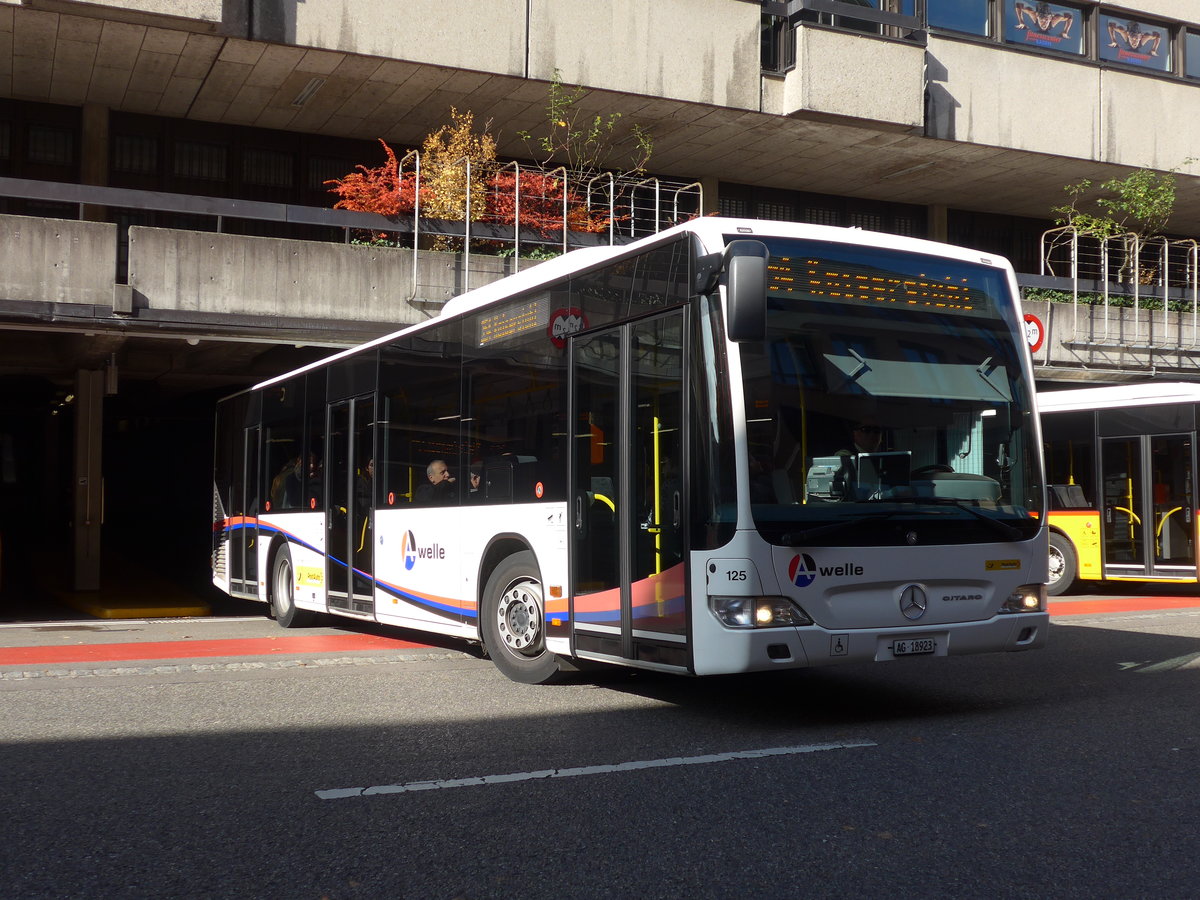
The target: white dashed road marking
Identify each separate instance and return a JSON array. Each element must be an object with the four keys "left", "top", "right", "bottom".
[{"left": 315, "top": 740, "right": 877, "bottom": 800}]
